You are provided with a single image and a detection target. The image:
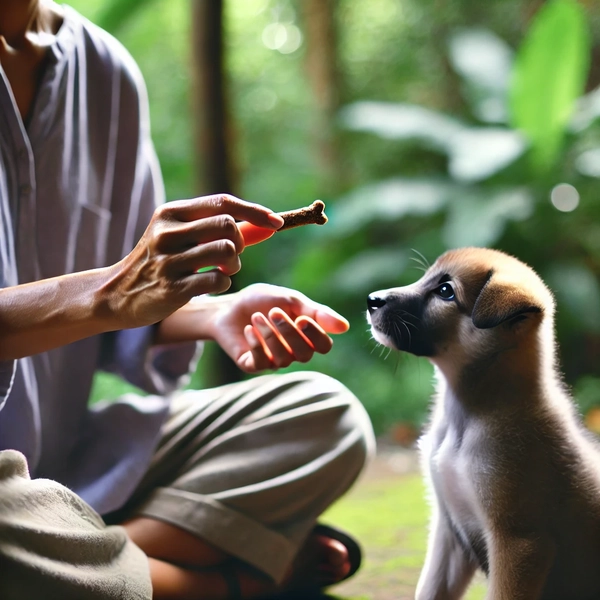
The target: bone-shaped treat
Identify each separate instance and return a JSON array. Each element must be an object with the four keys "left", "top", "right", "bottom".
[{"left": 277, "top": 200, "right": 328, "bottom": 231}]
